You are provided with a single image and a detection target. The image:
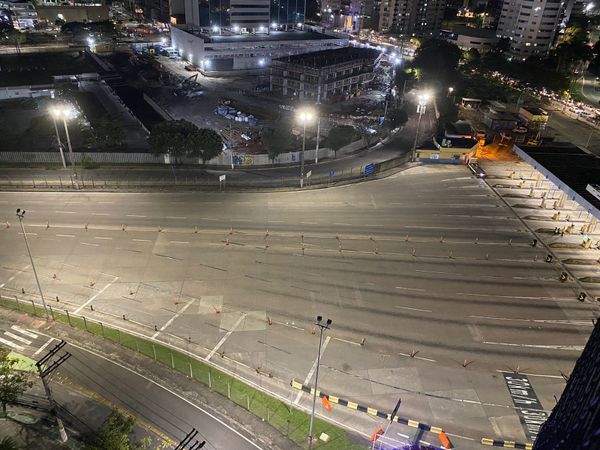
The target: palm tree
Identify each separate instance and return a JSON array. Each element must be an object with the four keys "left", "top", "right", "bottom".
[{"left": 0, "top": 437, "right": 18, "bottom": 450}]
